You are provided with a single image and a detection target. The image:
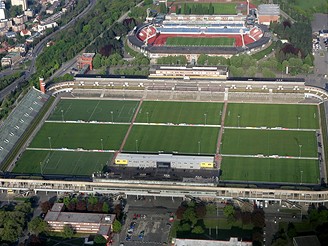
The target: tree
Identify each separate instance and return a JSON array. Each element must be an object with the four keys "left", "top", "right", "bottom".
[
  {"left": 223, "top": 205, "right": 235, "bottom": 218},
  {"left": 94, "top": 234, "right": 107, "bottom": 246},
  {"left": 192, "top": 225, "right": 205, "bottom": 234},
  {"left": 102, "top": 202, "right": 109, "bottom": 213},
  {"left": 28, "top": 217, "right": 49, "bottom": 236},
  {"left": 179, "top": 222, "right": 191, "bottom": 231},
  {"left": 93, "top": 54, "right": 102, "bottom": 69},
  {"left": 176, "top": 205, "right": 187, "bottom": 219},
  {"left": 112, "top": 220, "right": 122, "bottom": 233},
  {"left": 195, "top": 203, "right": 206, "bottom": 219},
  {"left": 252, "top": 209, "right": 265, "bottom": 228},
  {"left": 40, "top": 201, "right": 52, "bottom": 214},
  {"left": 62, "top": 225, "right": 74, "bottom": 239},
  {"left": 76, "top": 199, "right": 87, "bottom": 212},
  {"left": 183, "top": 207, "right": 197, "bottom": 226}
]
